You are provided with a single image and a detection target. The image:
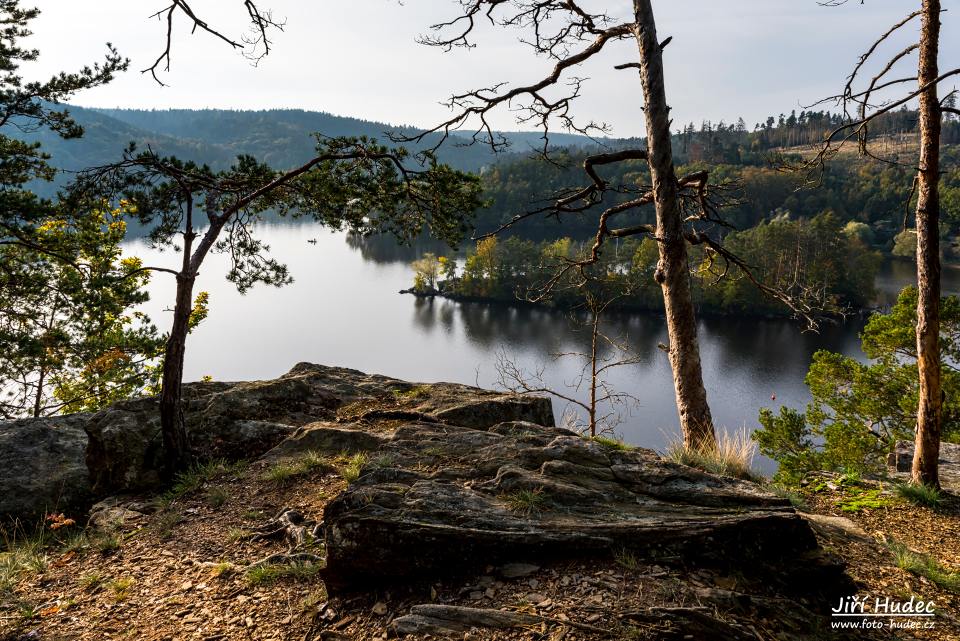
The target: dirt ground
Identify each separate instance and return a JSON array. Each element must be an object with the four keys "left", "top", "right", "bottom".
[{"left": 2, "top": 461, "right": 959, "bottom": 640}]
